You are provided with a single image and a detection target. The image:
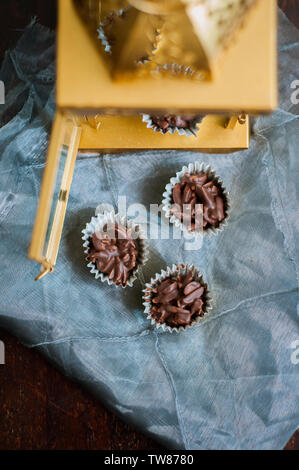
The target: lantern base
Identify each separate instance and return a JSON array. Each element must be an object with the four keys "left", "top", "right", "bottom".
[{"left": 78, "top": 114, "right": 249, "bottom": 152}]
